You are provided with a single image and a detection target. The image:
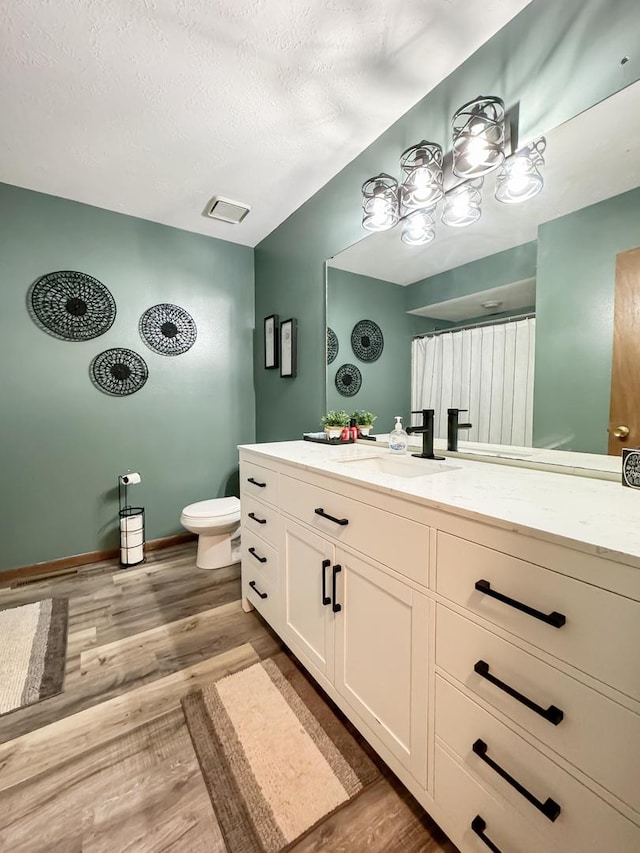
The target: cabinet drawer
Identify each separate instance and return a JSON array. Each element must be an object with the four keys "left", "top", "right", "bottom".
[
  {"left": 240, "top": 461, "right": 279, "bottom": 507},
  {"left": 242, "top": 528, "right": 278, "bottom": 585},
  {"left": 242, "top": 565, "right": 277, "bottom": 626},
  {"left": 241, "top": 495, "right": 280, "bottom": 548},
  {"left": 279, "top": 474, "right": 429, "bottom": 585},
  {"left": 434, "top": 744, "right": 557, "bottom": 853},
  {"left": 436, "top": 675, "right": 640, "bottom": 851},
  {"left": 436, "top": 605, "right": 640, "bottom": 814},
  {"left": 436, "top": 532, "right": 640, "bottom": 700}
]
